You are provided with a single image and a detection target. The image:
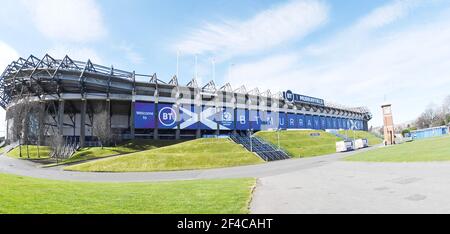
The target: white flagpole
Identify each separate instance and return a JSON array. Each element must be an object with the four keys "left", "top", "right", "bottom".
[
  {"left": 176, "top": 50, "right": 179, "bottom": 78},
  {"left": 212, "top": 58, "right": 216, "bottom": 84},
  {"left": 194, "top": 54, "right": 198, "bottom": 79}
]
